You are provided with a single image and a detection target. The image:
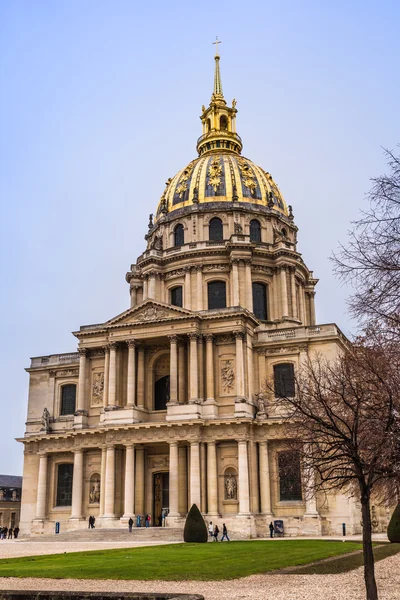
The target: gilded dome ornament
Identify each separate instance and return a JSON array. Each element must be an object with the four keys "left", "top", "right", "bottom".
[{"left": 208, "top": 157, "right": 223, "bottom": 192}]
